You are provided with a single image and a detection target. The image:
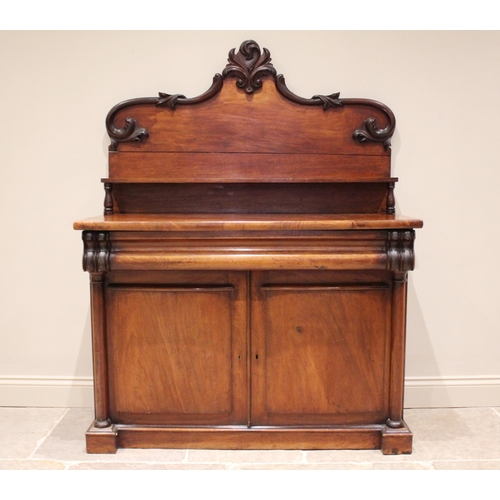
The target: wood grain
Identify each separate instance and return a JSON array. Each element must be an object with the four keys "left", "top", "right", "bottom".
[
  {"left": 113, "top": 81, "right": 391, "bottom": 156},
  {"left": 108, "top": 153, "right": 391, "bottom": 181},
  {"left": 74, "top": 213, "right": 423, "bottom": 232},
  {"left": 251, "top": 271, "right": 391, "bottom": 426},
  {"left": 106, "top": 272, "right": 247, "bottom": 425},
  {"left": 108, "top": 182, "right": 390, "bottom": 214}
]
